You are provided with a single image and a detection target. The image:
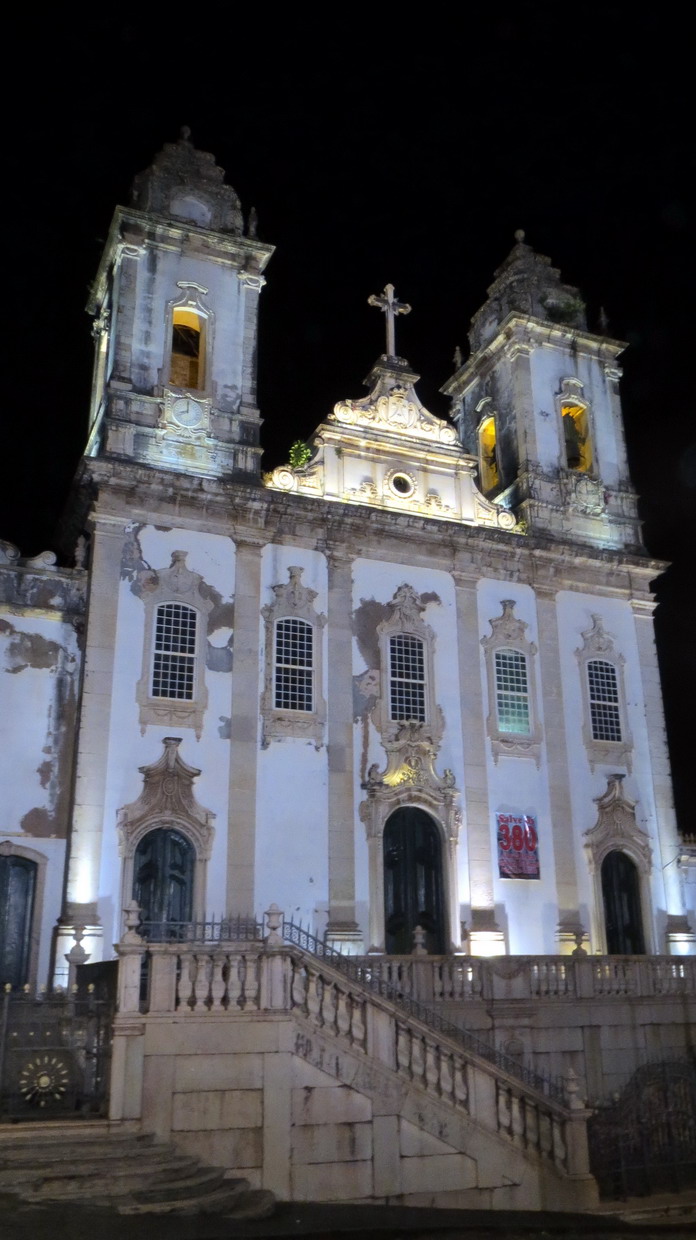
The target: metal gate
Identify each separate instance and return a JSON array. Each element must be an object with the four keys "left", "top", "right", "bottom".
[
  {"left": 588, "top": 1059, "right": 696, "bottom": 1198},
  {"left": 0, "top": 988, "right": 114, "bottom": 1121}
]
